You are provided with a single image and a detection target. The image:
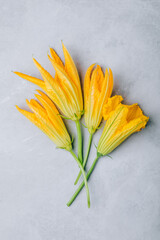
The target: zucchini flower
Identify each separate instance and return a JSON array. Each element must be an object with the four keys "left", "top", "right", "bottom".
[
  {"left": 97, "top": 96, "right": 149, "bottom": 155},
  {"left": 16, "top": 91, "right": 90, "bottom": 207},
  {"left": 84, "top": 65, "right": 113, "bottom": 134},
  {"left": 16, "top": 90, "right": 72, "bottom": 151},
  {"left": 67, "top": 95, "right": 149, "bottom": 206},
  {"left": 74, "top": 64, "right": 113, "bottom": 185},
  {"left": 14, "top": 43, "right": 83, "bottom": 162}
]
